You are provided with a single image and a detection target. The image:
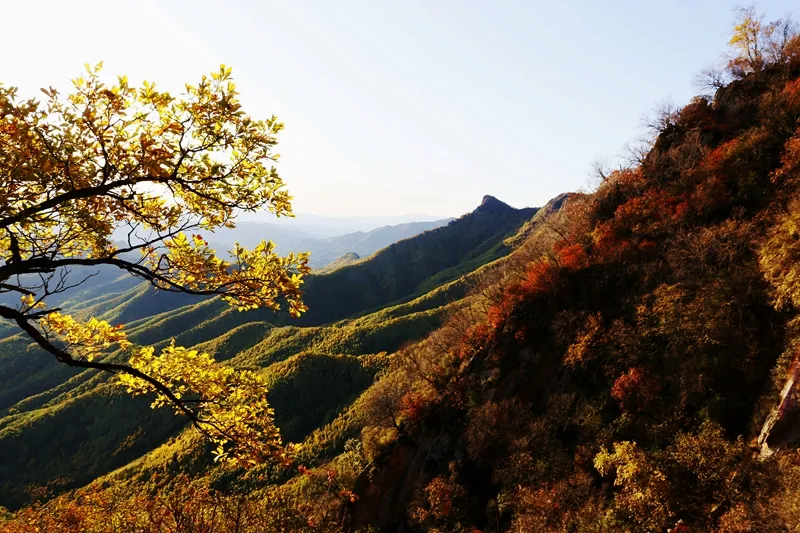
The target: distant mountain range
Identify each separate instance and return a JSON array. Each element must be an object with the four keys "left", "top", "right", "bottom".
[
  {"left": 0, "top": 216, "right": 453, "bottom": 314},
  {"left": 237, "top": 211, "right": 453, "bottom": 238},
  {"left": 206, "top": 218, "right": 455, "bottom": 268}
]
